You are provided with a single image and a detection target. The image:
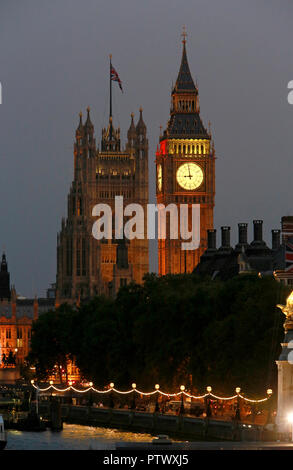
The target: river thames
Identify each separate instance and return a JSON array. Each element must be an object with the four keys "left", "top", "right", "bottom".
[{"left": 5, "top": 424, "right": 155, "bottom": 450}]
